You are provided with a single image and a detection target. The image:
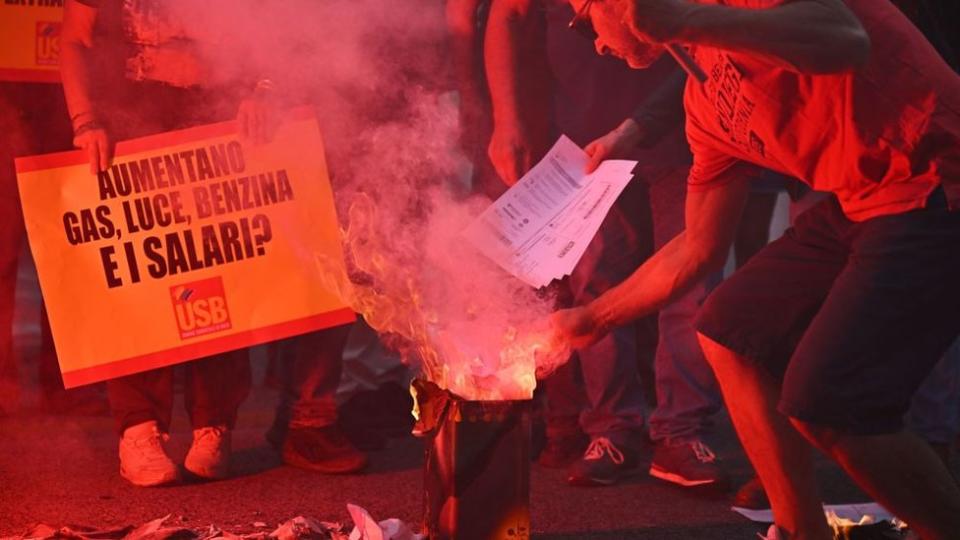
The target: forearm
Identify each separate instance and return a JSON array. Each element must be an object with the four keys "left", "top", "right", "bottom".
[
  {"left": 588, "top": 231, "right": 722, "bottom": 331},
  {"left": 678, "top": 0, "right": 871, "bottom": 73},
  {"left": 484, "top": 0, "right": 548, "bottom": 132},
  {"left": 587, "top": 177, "right": 751, "bottom": 331},
  {"left": 61, "top": 0, "right": 99, "bottom": 130},
  {"left": 447, "top": 0, "right": 485, "bottom": 90},
  {"left": 60, "top": 43, "right": 97, "bottom": 129}
]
